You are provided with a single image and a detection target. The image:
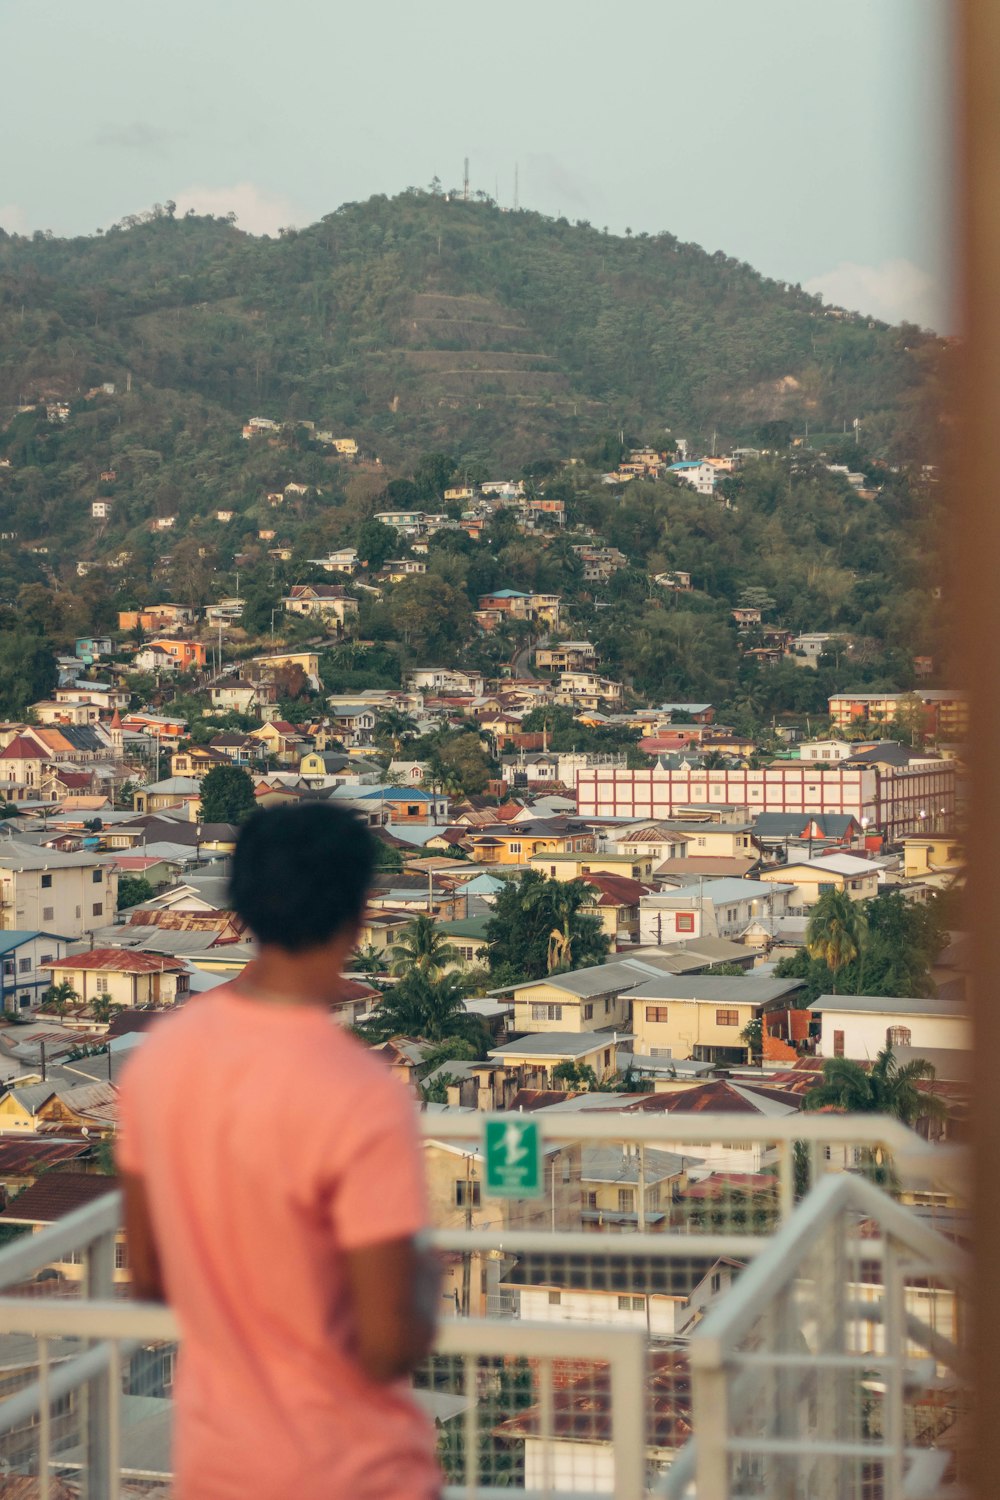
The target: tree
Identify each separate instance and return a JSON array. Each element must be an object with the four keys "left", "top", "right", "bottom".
[
  {"left": 804, "top": 1047, "right": 948, "bottom": 1130},
  {"left": 117, "top": 875, "right": 154, "bottom": 911},
  {"left": 199, "top": 765, "right": 257, "bottom": 824},
  {"left": 356, "top": 517, "right": 397, "bottom": 571},
  {"left": 376, "top": 708, "right": 418, "bottom": 755},
  {"left": 91, "top": 993, "right": 123, "bottom": 1025},
  {"left": 366, "top": 971, "right": 487, "bottom": 1047},
  {"left": 389, "top": 576, "right": 471, "bottom": 657},
  {"left": 428, "top": 731, "right": 493, "bottom": 796},
  {"left": 552, "top": 1061, "right": 598, "bottom": 1091},
  {"left": 0, "top": 630, "right": 57, "bottom": 717},
  {"left": 805, "top": 889, "right": 867, "bottom": 994},
  {"left": 389, "top": 915, "right": 460, "bottom": 981},
  {"left": 741, "top": 1016, "right": 763, "bottom": 1061},
  {"left": 40, "top": 980, "right": 78, "bottom": 1017},
  {"left": 486, "top": 873, "right": 610, "bottom": 982}
]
